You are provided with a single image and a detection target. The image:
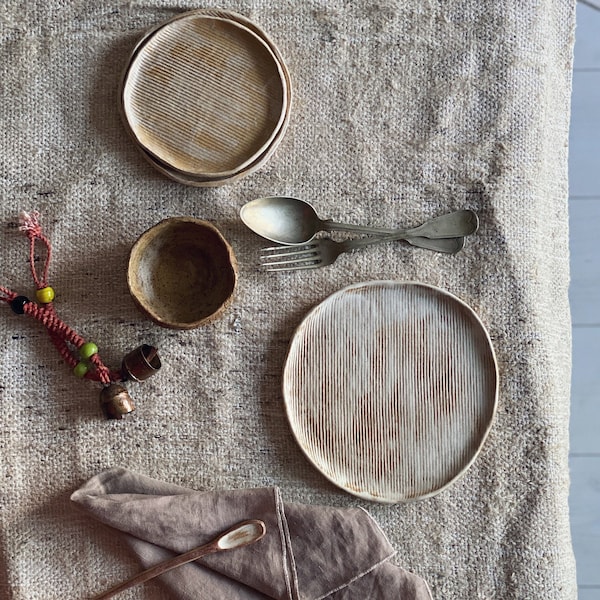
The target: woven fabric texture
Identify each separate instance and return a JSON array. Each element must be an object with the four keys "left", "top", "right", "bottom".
[{"left": 0, "top": 1, "right": 576, "bottom": 599}]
